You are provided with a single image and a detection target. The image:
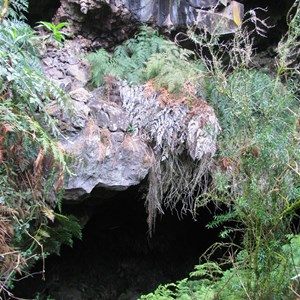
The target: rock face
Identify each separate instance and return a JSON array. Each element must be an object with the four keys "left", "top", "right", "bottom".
[
  {"left": 41, "top": 36, "right": 220, "bottom": 211},
  {"left": 62, "top": 120, "right": 152, "bottom": 200},
  {"left": 28, "top": 0, "right": 296, "bottom": 50},
  {"left": 53, "top": 0, "right": 243, "bottom": 49},
  {"left": 54, "top": 0, "right": 137, "bottom": 49},
  {"left": 43, "top": 40, "right": 153, "bottom": 201},
  {"left": 119, "top": 0, "right": 220, "bottom": 27}
]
